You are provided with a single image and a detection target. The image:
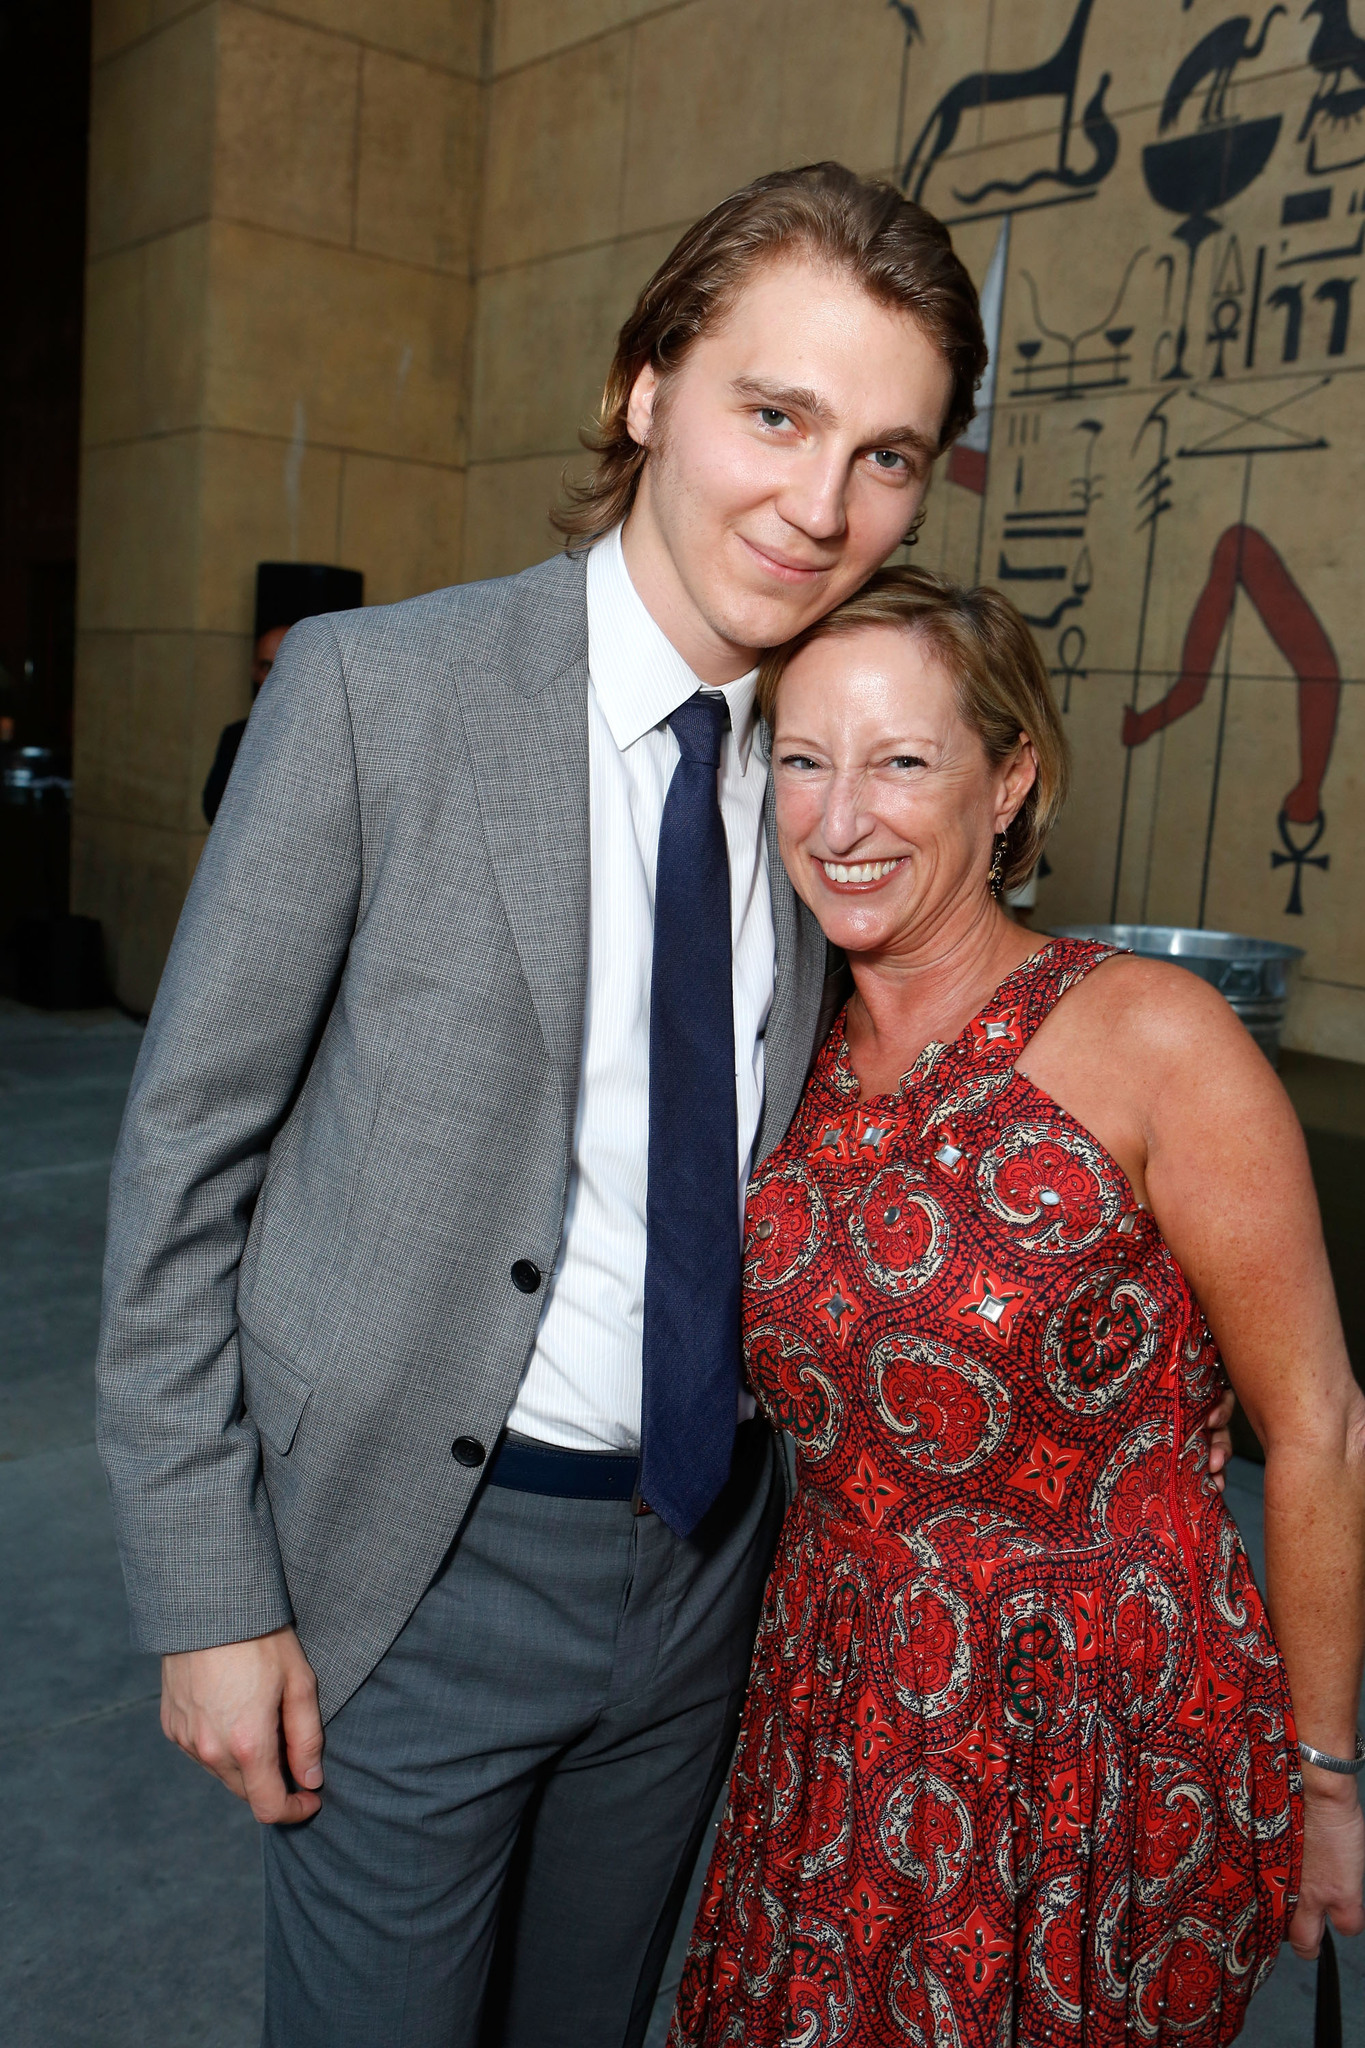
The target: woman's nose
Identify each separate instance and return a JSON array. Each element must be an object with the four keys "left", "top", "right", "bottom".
[{"left": 822, "top": 774, "right": 871, "bottom": 852}]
